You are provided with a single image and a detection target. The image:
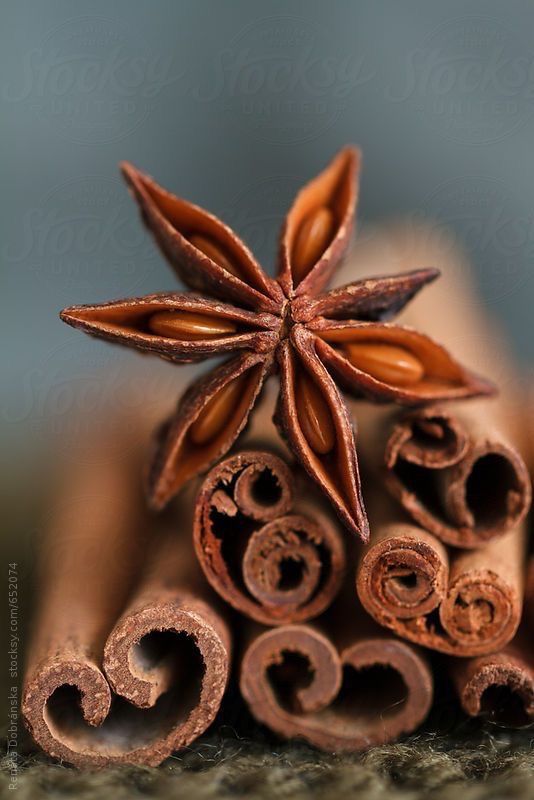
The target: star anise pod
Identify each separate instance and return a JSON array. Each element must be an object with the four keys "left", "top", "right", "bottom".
[{"left": 60, "top": 147, "right": 494, "bottom": 541}]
